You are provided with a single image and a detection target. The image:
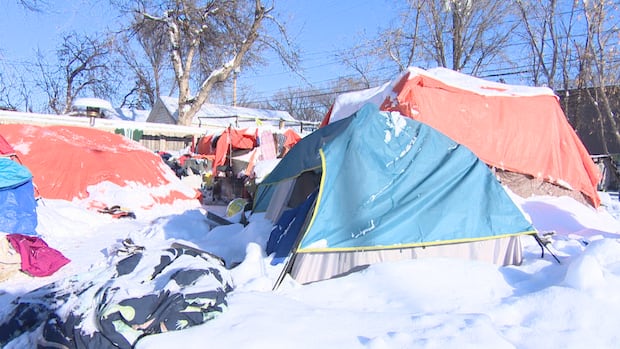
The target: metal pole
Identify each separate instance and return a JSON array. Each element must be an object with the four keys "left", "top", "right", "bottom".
[{"left": 233, "top": 72, "right": 237, "bottom": 107}]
